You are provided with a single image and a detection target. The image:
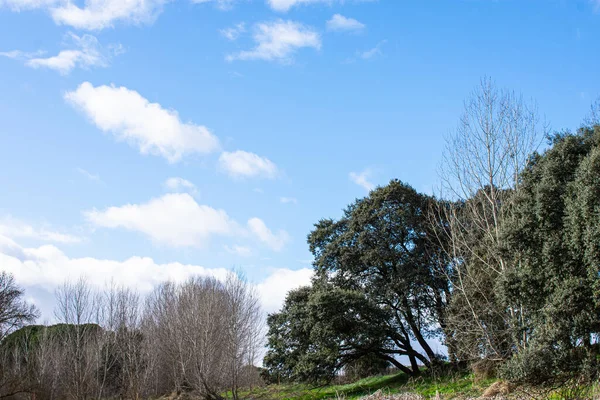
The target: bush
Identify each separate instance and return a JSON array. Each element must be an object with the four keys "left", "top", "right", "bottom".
[
  {"left": 471, "top": 358, "right": 500, "bottom": 382},
  {"left": 500, "top": 345, "right": 599, "bottom": 385}
]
